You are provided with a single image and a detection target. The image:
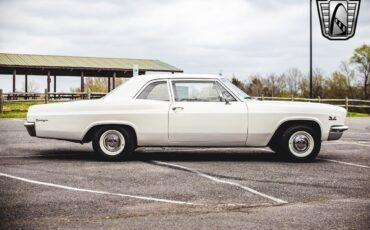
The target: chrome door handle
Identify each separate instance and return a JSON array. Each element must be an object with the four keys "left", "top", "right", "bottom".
[{"left": 172, "top": 107, "right": 184, "bottom": 111}]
